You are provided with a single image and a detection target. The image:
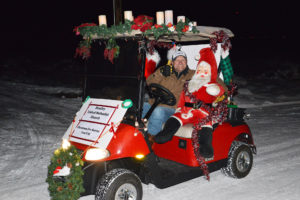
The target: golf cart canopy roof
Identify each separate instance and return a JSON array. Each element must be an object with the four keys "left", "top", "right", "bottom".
[{"left": 88, "top": 26, "right": 234, "bottom": 42}]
